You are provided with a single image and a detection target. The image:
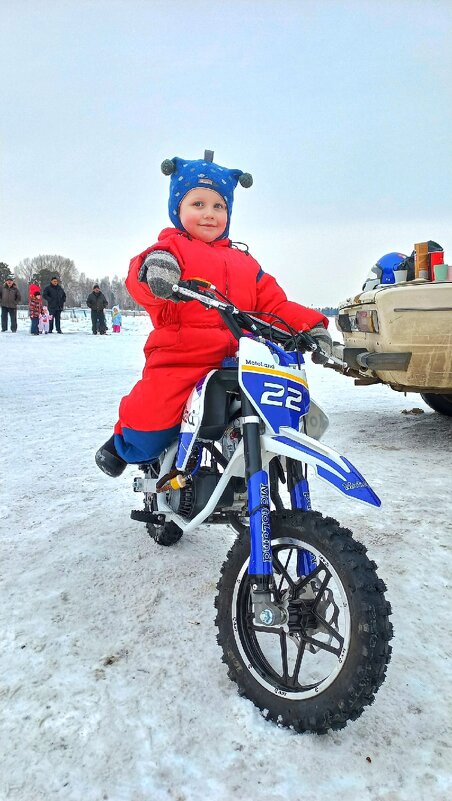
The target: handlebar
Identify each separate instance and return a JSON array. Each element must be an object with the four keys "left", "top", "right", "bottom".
[
  {"left": 172, "top": 280, "right": 344, "bottom": 366},
  {"left": 174, "top": 280, "right": 313, "bottom": 349}
]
